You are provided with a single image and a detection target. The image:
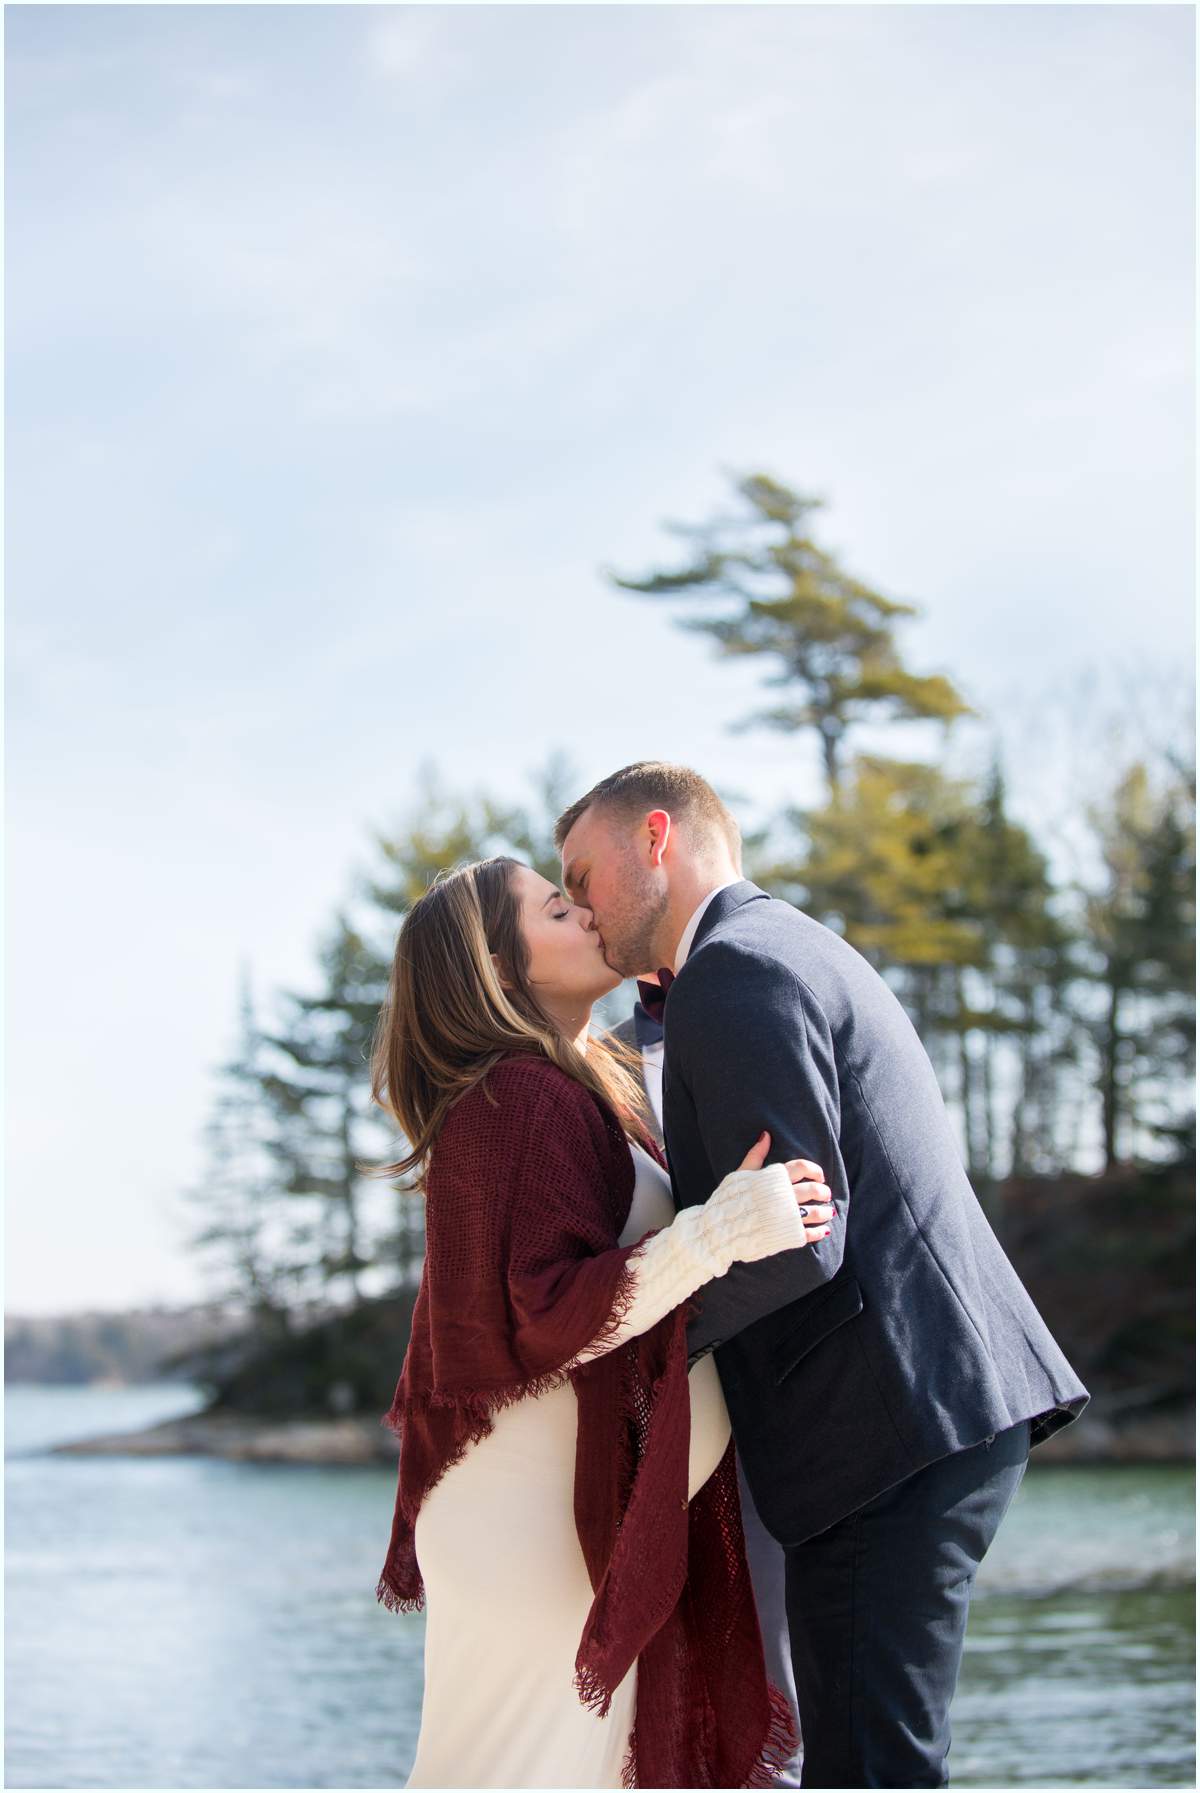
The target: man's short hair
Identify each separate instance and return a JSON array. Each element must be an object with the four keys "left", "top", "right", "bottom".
[{"left": 553, "top": 761, "right": 742, "bottom": 864}]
